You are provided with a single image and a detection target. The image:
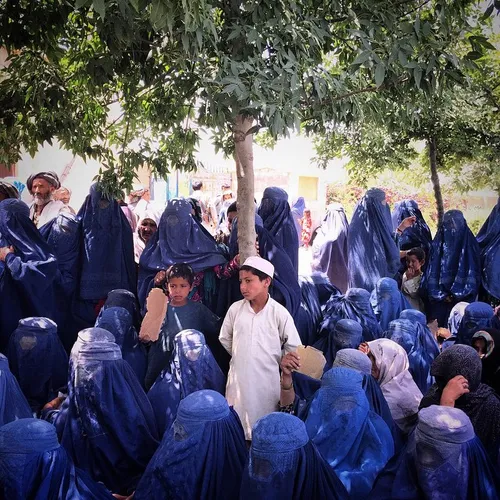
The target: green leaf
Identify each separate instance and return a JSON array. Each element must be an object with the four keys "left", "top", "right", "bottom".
[
  {"left": 150, "top": 0, "right": 168, "bottom": 29},
  {"left": 352, "top": 51, "right": 371, "bottom": 66},
  {"left": 93, "top": 0, "right": 106, "bottom": 20},
  {"left": 75, "top": 0, "right": 91, "bottom": 7},
  {"left": 398, "top": 50, "right": 408, "bottom": 66},
  {"left": 414, "top": 66, "right": 422, "bottom": 88},
  {"left": 375, "top": 63, "right": 386, "bottom": 87},
  {"left": 128, "top": 0, "right": 139, "bottom": 11}
]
